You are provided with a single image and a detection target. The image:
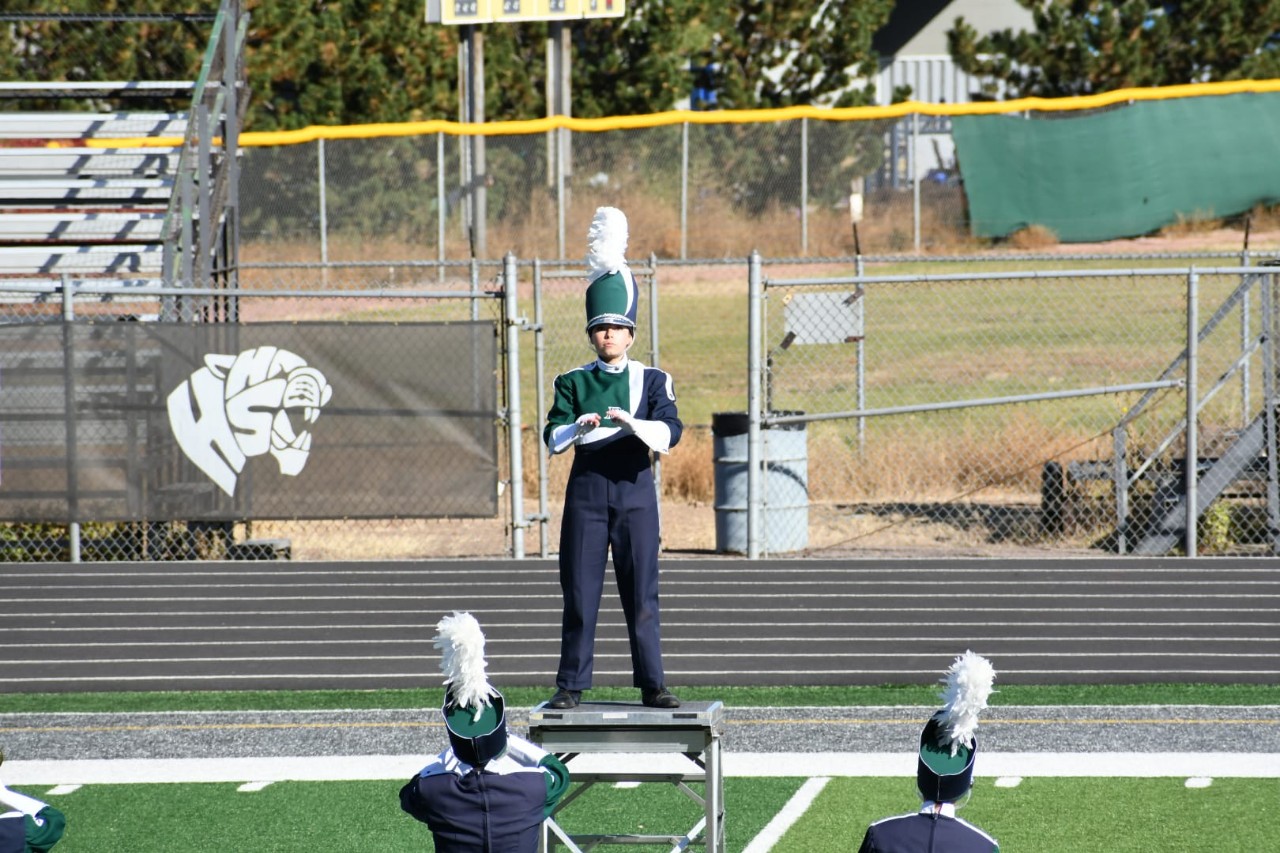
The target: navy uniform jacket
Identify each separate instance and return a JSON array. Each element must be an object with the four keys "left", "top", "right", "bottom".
[
  {"left": 543, "top": 358, "right": 682, "bottom": 465},
  {"left": 400, "top": 742, "right": 569, "bottom": 853},
  {"left": 0, "top": 816, "right": 21, "bottom": 853},
  {"left": 859, "top": 804, "right": 998, "bottom": 853},
  {"left": 0, "top": 805, "right": 65, "bottom": 853}
]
